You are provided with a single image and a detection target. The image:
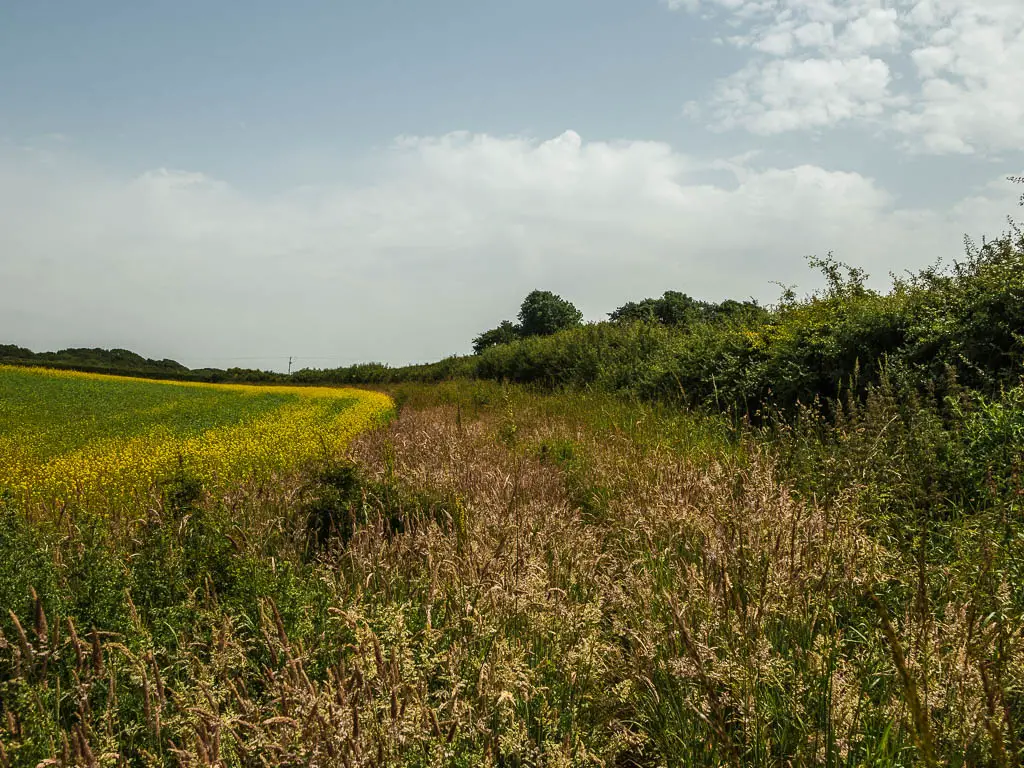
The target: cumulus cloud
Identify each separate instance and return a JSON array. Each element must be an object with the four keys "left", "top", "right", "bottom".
[
  {"left": 694, "top": 56, "right": 894, "bottom": 134},
  {"left": 666, "top": 0, "right": 1024, "bottom": 154},
  {"left": 0, "top": 132, "right": 1016, "bottom": 369}
]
